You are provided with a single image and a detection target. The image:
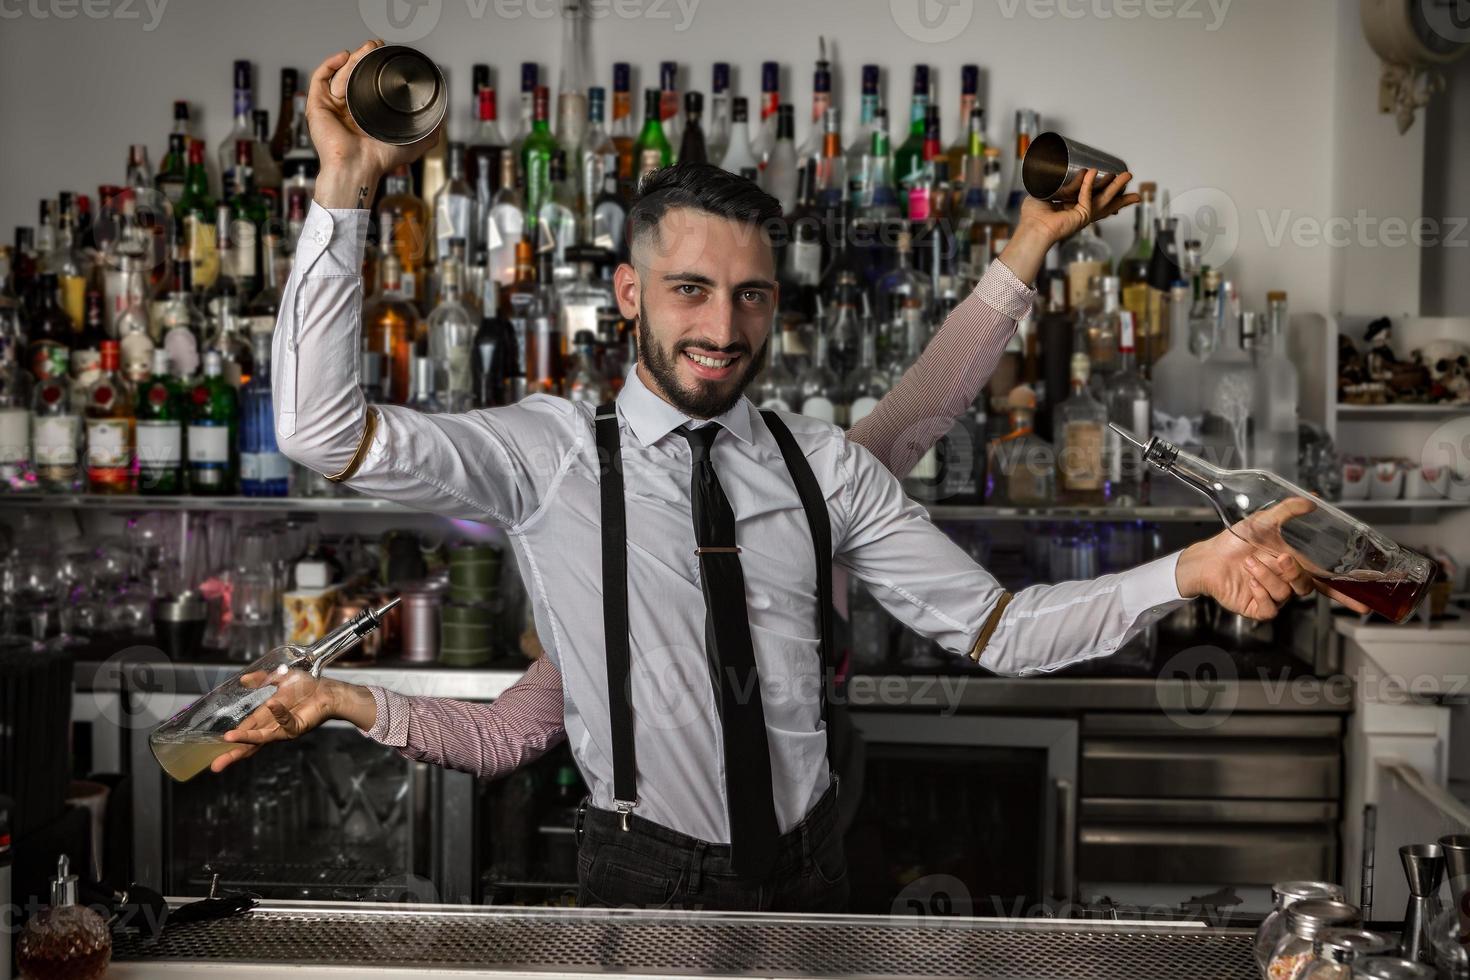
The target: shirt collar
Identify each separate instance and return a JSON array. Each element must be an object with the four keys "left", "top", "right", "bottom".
[{"left": 617, "top": 365, "right": 756, "bottom": 448}]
